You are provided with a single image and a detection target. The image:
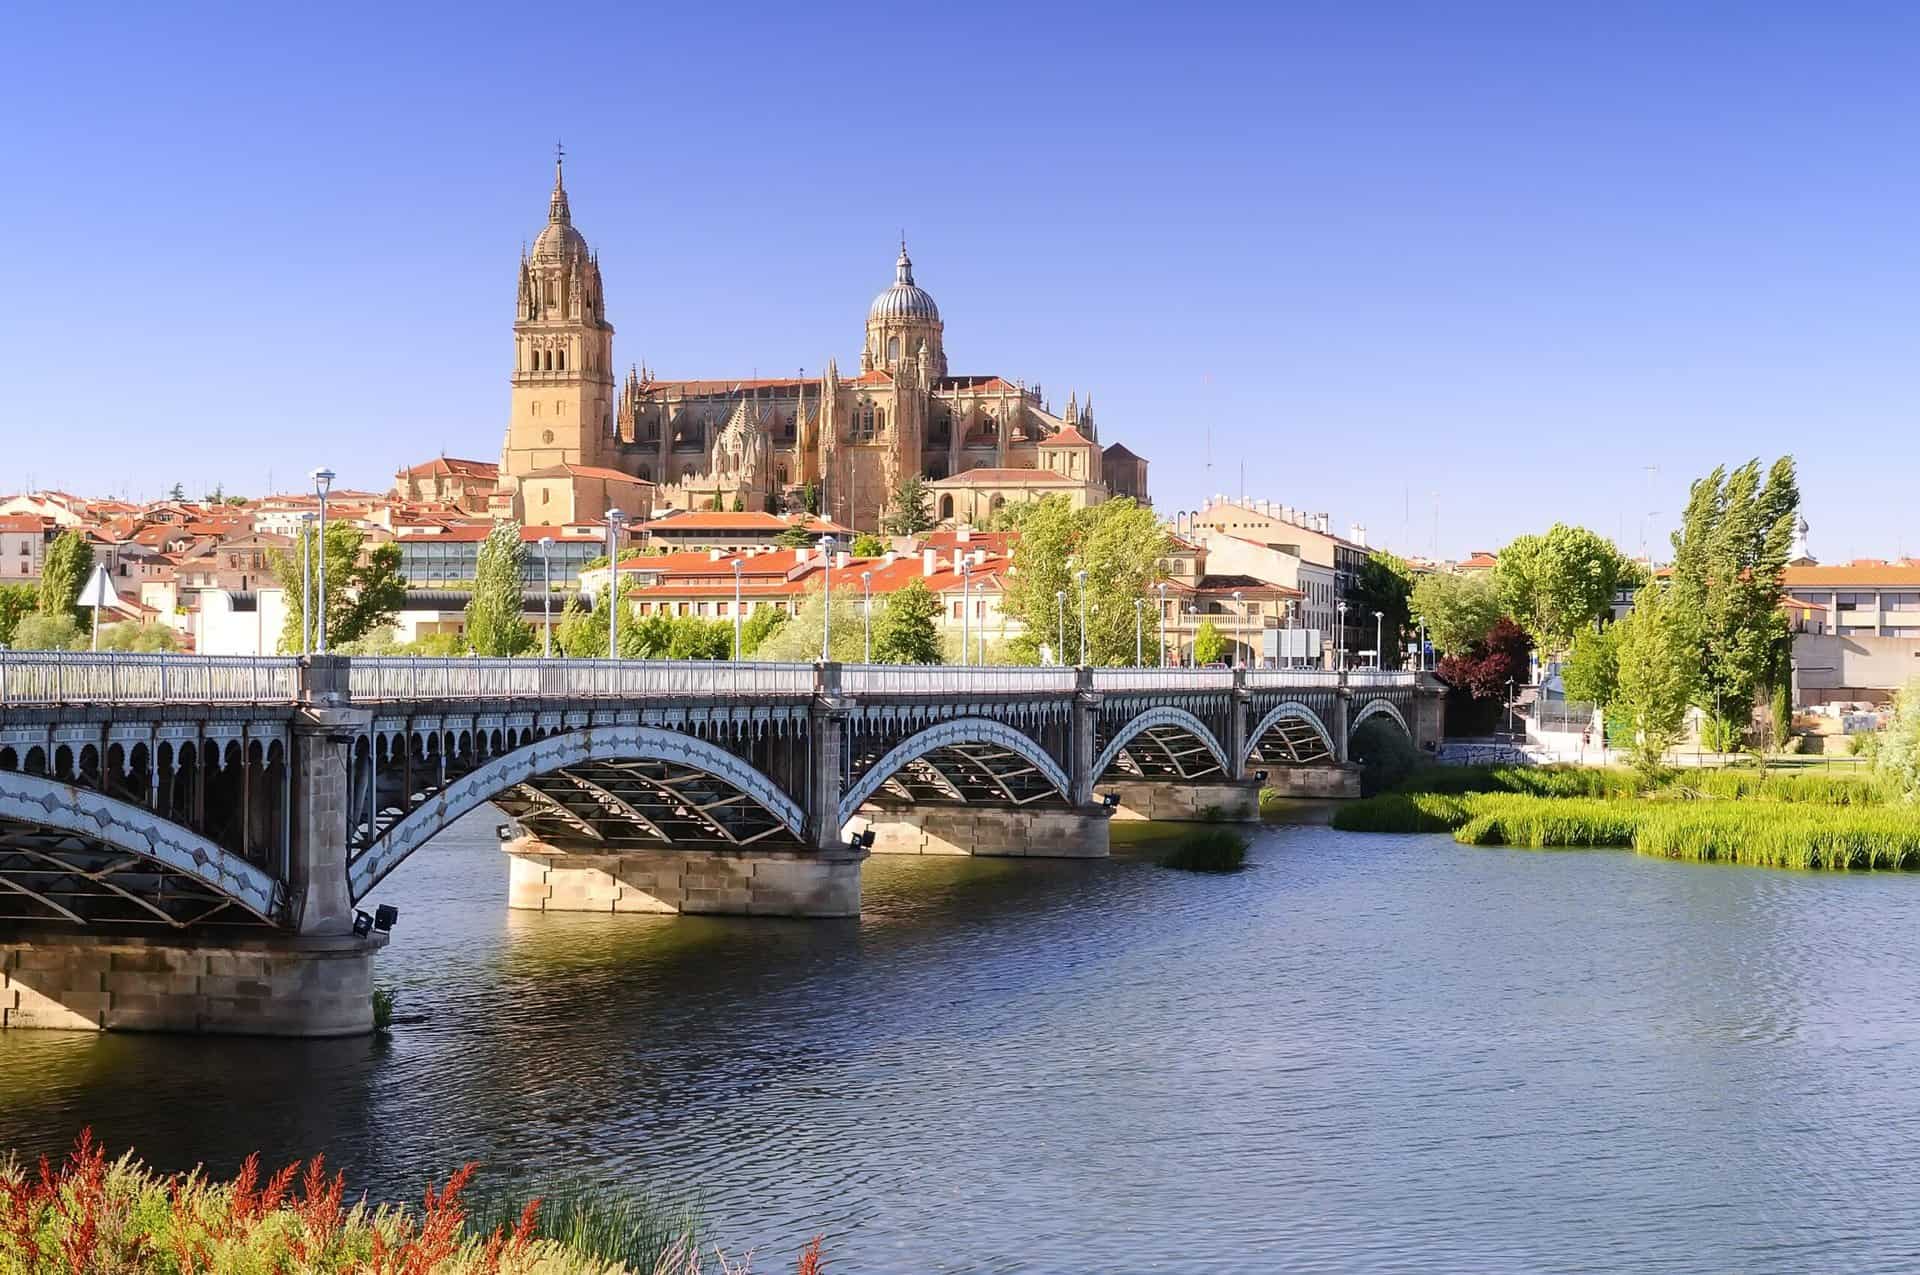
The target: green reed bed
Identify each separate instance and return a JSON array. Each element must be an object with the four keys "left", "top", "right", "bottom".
[
  {"left": 1328, "top": 792, "right": 1474, "bottom": 834},
  {"left": 1452, "top": 796, "right": 1646, "bottom": 849},
  {"left": 1393, "top": 763, "right": 1887, "bottom": 807}
]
